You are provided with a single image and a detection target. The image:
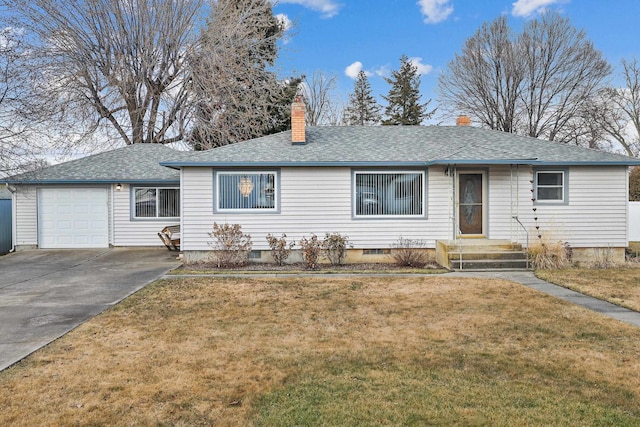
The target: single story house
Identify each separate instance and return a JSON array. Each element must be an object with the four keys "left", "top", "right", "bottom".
[{"left": 3, "top": 98, "right": 640, "bottom": 265}]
